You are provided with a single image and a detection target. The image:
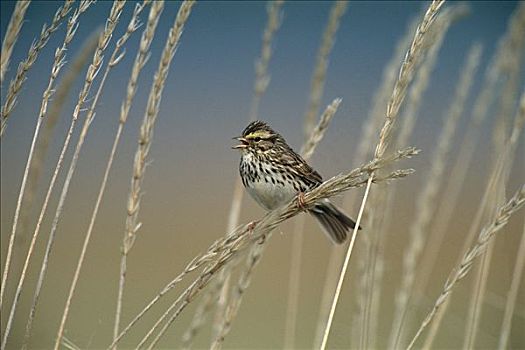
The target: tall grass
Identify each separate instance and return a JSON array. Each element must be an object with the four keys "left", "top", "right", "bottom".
[
  {"left": 0, "top": 0, "right": 30, "bottom": 84},
  {"left": 0, "top": 0, "right": 74, "bottom": 135},
  {"left": 1, "top": 1, "right": 524, "bottom": 349}
]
